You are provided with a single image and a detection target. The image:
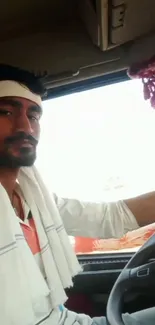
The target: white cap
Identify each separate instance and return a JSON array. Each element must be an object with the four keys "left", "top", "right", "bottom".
[{"left": 0, "top": 80, "right": 42, "bottom": 107}]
